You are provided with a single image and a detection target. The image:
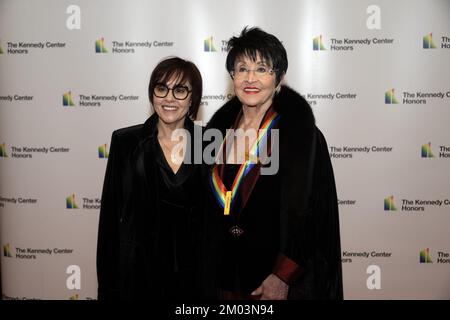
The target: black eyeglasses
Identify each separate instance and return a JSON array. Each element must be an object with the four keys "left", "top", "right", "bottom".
[{"left": 153, "top": 83, "right": 191, "bottom": 100}]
